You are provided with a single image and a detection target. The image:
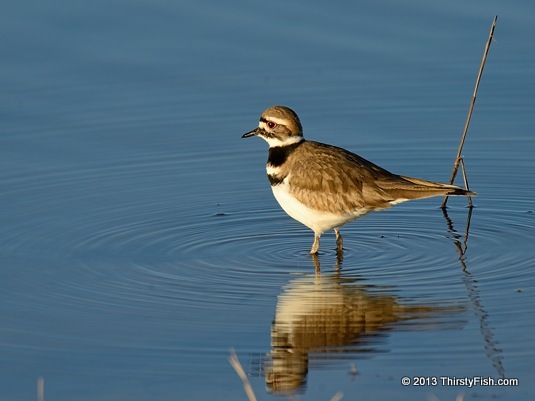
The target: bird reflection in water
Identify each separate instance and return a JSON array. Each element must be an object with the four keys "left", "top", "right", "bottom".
[{"left": 262, "top": 259, "right": 465, "bottom": 395}]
